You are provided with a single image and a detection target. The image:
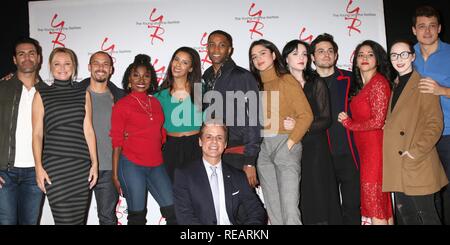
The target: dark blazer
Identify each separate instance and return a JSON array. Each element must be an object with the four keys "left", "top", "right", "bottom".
[
  {"left": 202, "top": 58, "right": 262, "bottom": 167},
  {"left": 174, "top": 159, "right": 267, "bottom": 225},
  {"left": 325, "top": 68, "right": 360, "bottom": 168}
]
